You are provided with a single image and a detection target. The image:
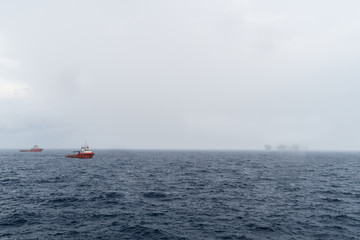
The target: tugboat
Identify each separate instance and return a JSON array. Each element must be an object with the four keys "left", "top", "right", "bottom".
[
  {"left": 66, "top": 143, "right": 94, "bottom": 159},
  {"left": 20, "top": 145, "right": 43, "bottom": 152}
]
